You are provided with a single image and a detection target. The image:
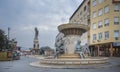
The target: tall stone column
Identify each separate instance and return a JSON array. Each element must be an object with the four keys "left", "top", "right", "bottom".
[
  {"left": 34, "top": 39, "right": 39, "bottom": 49},
  {"left": 33, "top": 27, "right": 40, "bottom": 55}
]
